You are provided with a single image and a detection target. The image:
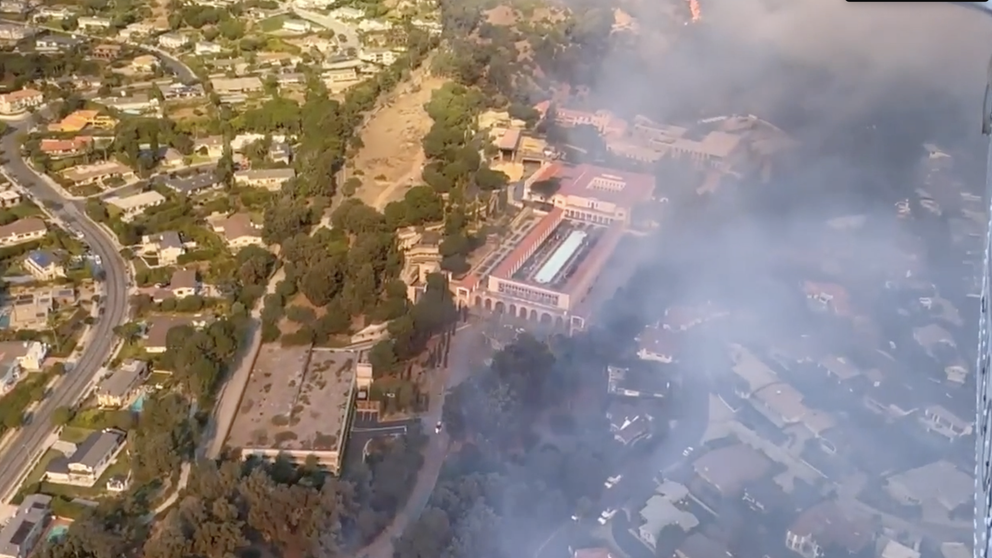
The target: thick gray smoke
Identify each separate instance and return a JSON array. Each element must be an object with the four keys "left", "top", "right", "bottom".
[
  {"left": 538, "top": 0, "right": 988, "bottom": 551},
  {"left": 595, "top": 0, "right": 992, "bottom": 145}
]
